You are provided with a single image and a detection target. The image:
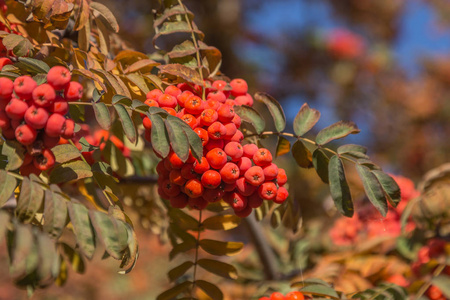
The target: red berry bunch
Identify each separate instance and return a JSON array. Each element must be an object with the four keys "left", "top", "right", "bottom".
[
  {"left": 0, "top": 66, "right": 83, "bottom": 176},
  {"left": 259, "top": 291, "right": 305, "bottom": 300},
  {"left": 142, "top": 79, "right": 288, "bottom": 217}
]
